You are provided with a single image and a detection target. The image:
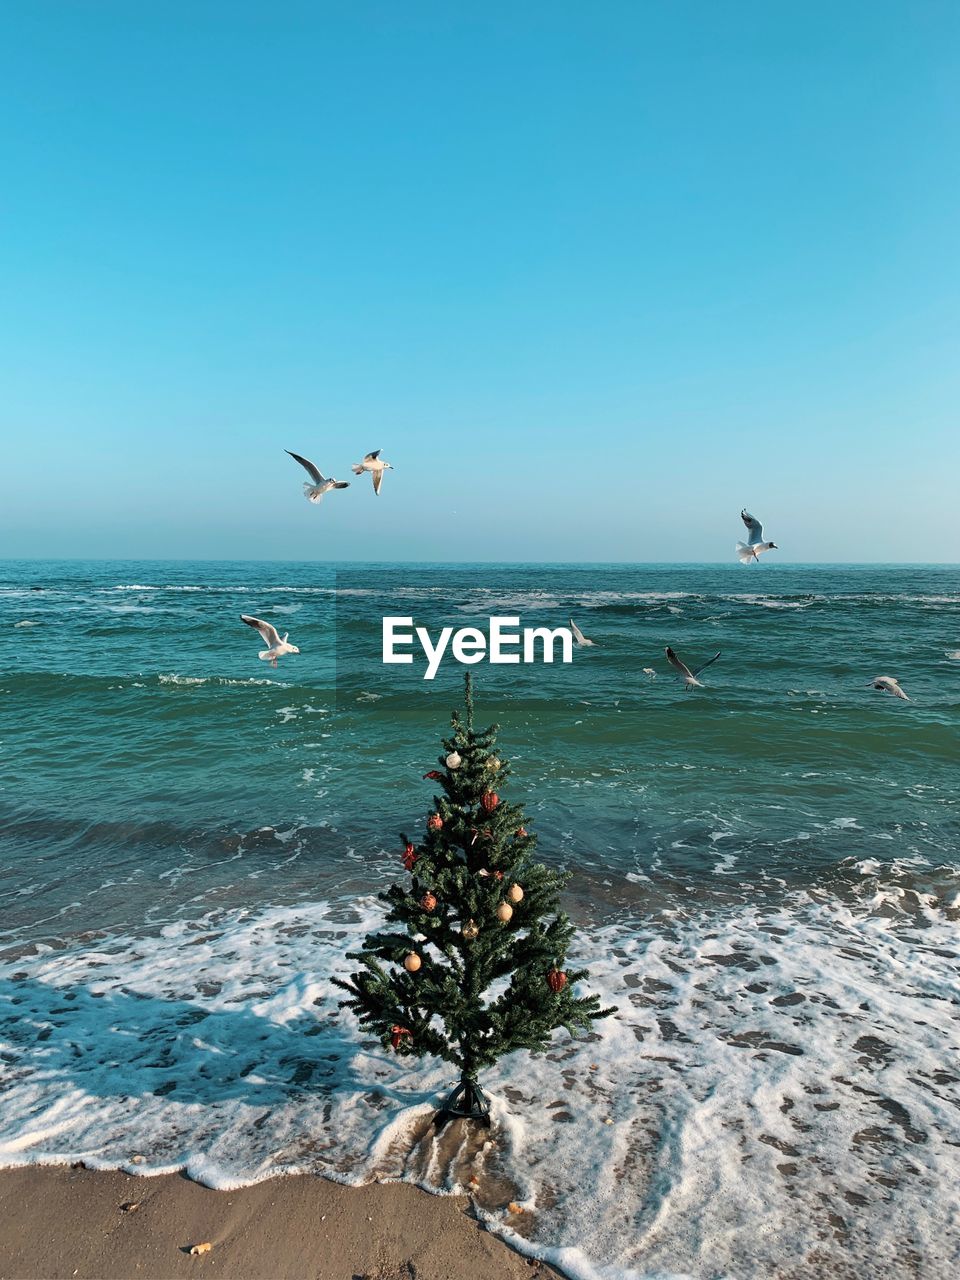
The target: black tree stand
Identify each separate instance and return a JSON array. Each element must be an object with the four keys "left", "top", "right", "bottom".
[{"left": 433, "top": 1072, "right": 491, "bottom": 1130}]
